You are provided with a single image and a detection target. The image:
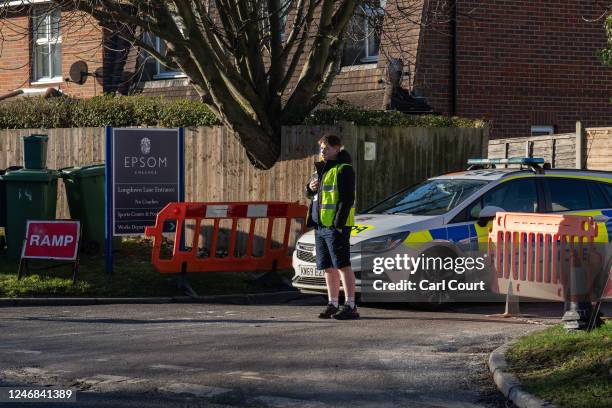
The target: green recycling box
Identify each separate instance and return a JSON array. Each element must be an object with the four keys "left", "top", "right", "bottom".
[
  {"left": 23, "top": 134, "right": 49, "bottom": 169},
  {"left": 3, "top": 168, "right": 58, "bottom": 258},
  {"left": 61, "top": 164, "right": 119, "bottom": 253}
]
